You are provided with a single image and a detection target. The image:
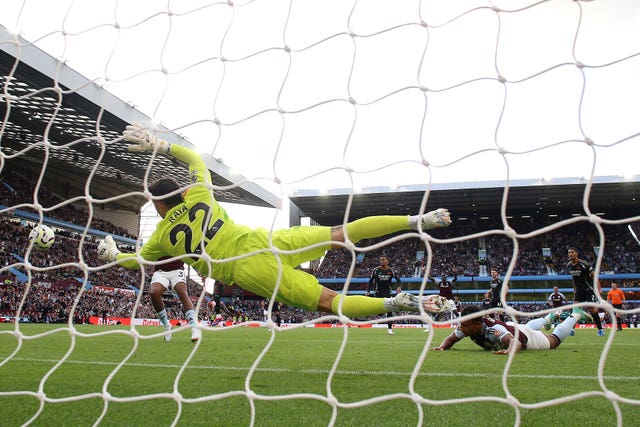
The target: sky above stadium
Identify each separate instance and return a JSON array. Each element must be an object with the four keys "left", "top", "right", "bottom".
[{"left": 1, "top": 0, "right": 639, "bottom": 232}]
